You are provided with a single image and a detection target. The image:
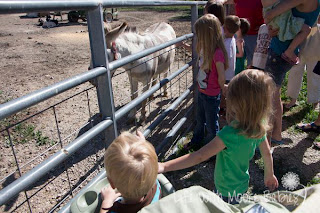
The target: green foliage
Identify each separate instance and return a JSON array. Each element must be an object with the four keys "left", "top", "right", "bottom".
[
  {"left": 3, "top": 122, "right": 55, "bottom": 147},
  {"left": 255, "top": 157, "right": 264, "bottom": 170},
  {"left": 307, "top": 177, "right": 320, "bottom": 186},
  {"left": 282, "top": 71, "right": 317, "bottom": 132}
]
